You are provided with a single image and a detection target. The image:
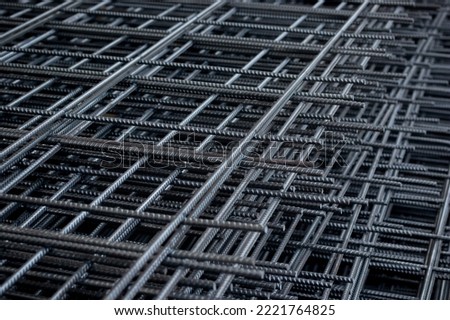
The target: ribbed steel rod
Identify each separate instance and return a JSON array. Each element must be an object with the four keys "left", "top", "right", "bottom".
[{"left": 0, "top": 0, "right": 449, "bottom": 300}]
